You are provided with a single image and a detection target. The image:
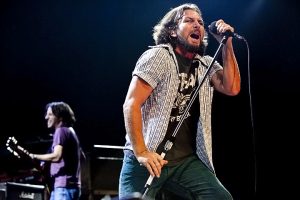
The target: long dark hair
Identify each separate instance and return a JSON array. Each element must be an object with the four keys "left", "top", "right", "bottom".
[
  {"left": 45, "top": 101, "right": 76, "bottom": 127},
  {"left": 152, "top": 3, "right": 208, "bottom": 55}
]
